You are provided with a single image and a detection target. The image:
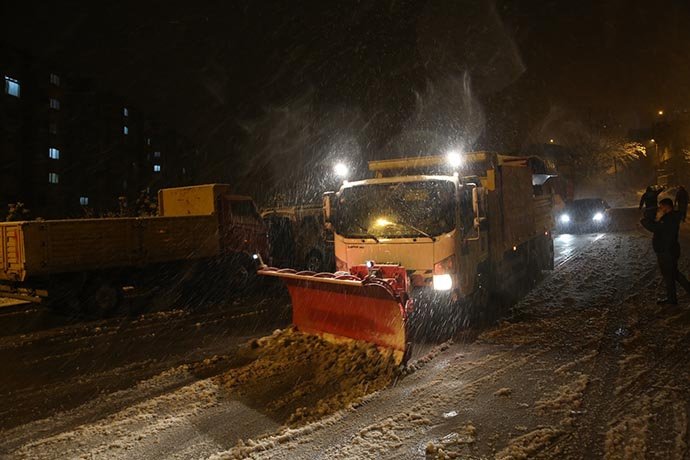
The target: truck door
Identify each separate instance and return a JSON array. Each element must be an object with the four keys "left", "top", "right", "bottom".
[{"left": 458, "top": 184, "right": 489, "bottom": 295}]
